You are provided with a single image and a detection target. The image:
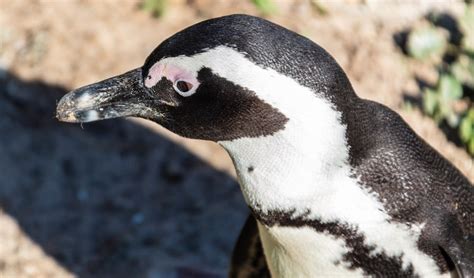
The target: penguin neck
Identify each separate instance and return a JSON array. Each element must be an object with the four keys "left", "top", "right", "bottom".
[
  {"left": 170, "top": 44, "right": 357, "bottom": 215},
  {"left": 219, "top": 98, "right": 352, "bottom": 216}
]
